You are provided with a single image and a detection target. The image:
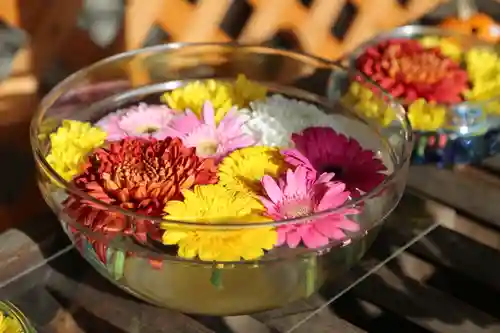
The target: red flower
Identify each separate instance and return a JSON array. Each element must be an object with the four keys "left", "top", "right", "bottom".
[
  {"left": 64, "top": 137, "right": 218, "bottom": 262},
  {"left": 282, "top": 127, "right": 387, "bottom": 197},
  {"left": 356, "top": 39, "right": 469, "bottom": 104}
]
